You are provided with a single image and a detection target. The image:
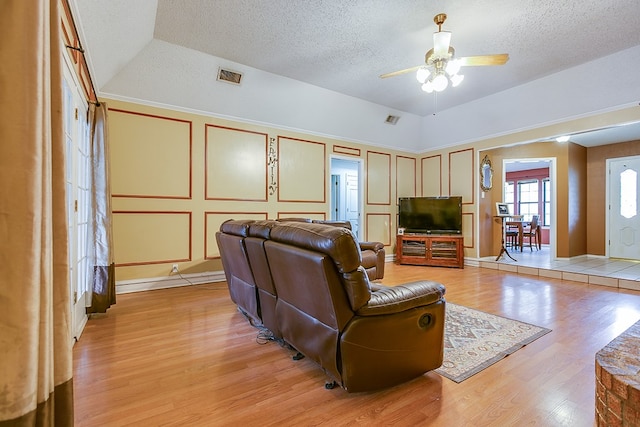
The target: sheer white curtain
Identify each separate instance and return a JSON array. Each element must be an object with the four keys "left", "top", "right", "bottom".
[{"left": 87, "top": 102, "right": 116, "bottom": 314}]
